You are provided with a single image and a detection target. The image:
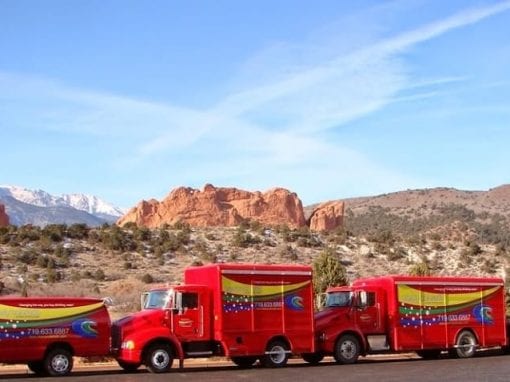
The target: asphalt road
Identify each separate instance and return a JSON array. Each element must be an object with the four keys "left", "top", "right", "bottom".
[{"left": 1, "top": 353, "right": 510, "bottom": 382}]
